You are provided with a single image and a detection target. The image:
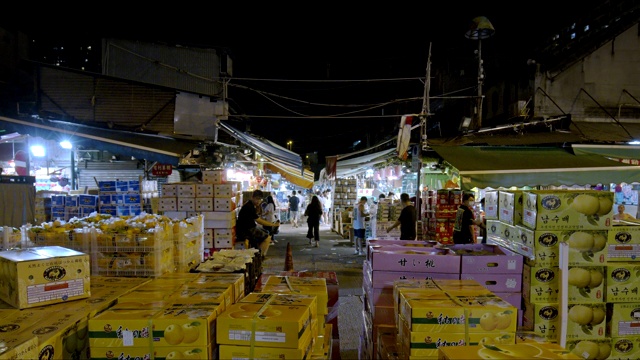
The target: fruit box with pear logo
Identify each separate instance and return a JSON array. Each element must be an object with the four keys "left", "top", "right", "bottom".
[
  {"left": 609, "top": 302, "right": 640, "bottom": 337},
  {"left": 607, "top": 226, "right": 640, "bottom": 262},
  {"left": 610, "top": 336, "right": 640, "bottom": 359},
  {"left": 563, "top": 230, "right": 608, "bottom": 266},
  {"left": 606, "top": 264, "right": 640, "bottom": 302},
  {"left": 151, "top": 304, "right": 220, "bottom": 348},
  {"left": 522, "top": 190, "right": 613, "bottom": 231}
]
